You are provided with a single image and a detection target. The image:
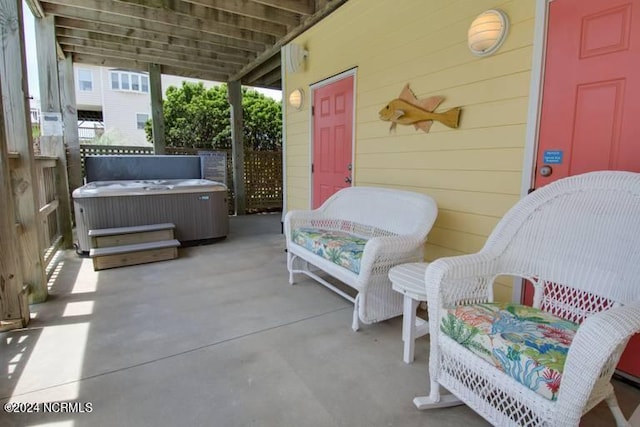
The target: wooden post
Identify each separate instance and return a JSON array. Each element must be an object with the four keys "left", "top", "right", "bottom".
[
  {"left": 36, "top": 14, "right": 73, "bottom": 253},
  {"left": 59, "top": 54, "right": 82, "bottom": 192},
  {"left": 0, "top": 79, "right": 29, "bottom": 329},
  {"left": 228, "top": 81, "right": 246, "bottom": 215},
  {"left": 149, "top": 63, "right": 165, "bottom": 155},
  {"left": 0, "top": 0, "right": 47, "bottom": 305}
]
